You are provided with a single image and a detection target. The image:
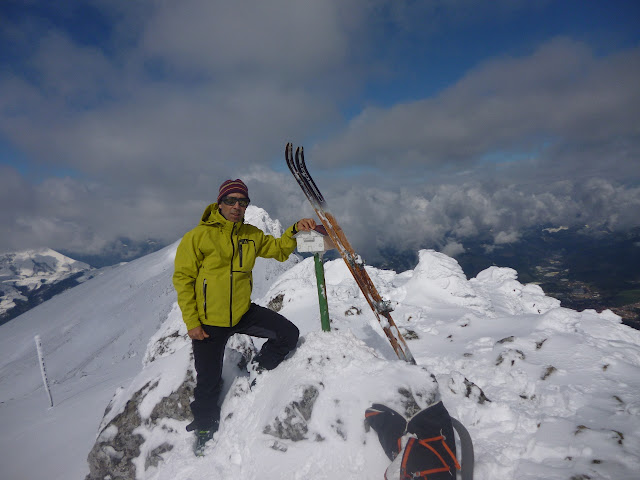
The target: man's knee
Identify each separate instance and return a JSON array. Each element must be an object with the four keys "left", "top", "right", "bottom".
[{"left": 284, "top": 320, "right": 300, "bottom": 349}]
